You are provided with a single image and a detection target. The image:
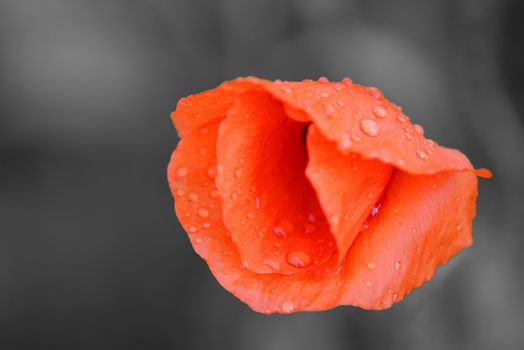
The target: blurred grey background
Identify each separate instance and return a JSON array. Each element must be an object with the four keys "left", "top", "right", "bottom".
[{"left": 1, "top": 0, "right": 523, "bottom": 349}]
